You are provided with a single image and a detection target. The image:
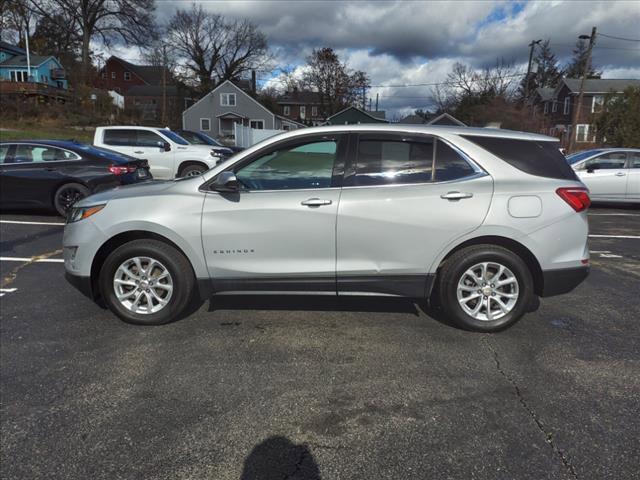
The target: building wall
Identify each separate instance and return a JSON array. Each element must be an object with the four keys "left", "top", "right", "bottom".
[
  {"left": 97, "top": 58, "right": 147, "bottom": 94},
  {"left": 278, "top": 103, "right": 324, "bottom": 124},
  {"left": 183, "top": 81, "right": 276, "bottom": 137},
  {"left": 0, "top": 57, "right": 68, "bottom": 89}
]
